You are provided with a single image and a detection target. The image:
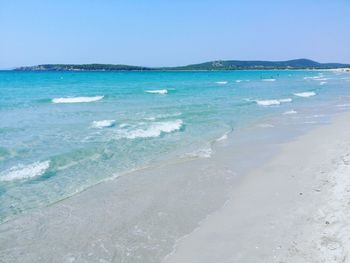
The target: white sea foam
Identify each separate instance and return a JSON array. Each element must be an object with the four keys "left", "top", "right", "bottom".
[
  {"left": 216, "top": 81, "right": 228, "bottom": 85},
  {"left": 52, "top": 96, "right": 104, "bottom": 104},
  {"left": 279, "top": 98, "right": 293, "bottom": 103},
  {"left": 145, "top": 89, "right": 168, "bottom": 94},
  {"left": 255, "top": 98, "right": 292, "bottom": 106},
  {"left": 216, "top": 133, "right": 228, "bottom": 142},
  {"left": 256, "top": 100, "right": 280, "bottom": 106},
  {"left": 283, "top": 110, "right": 297, "bottom": 115},
  {"left": 120, "top": 120, "right": 183, "bottom": 139},
  {"left": 294, "top": 91, "right": 316, "bottom": 98},
  {"left": 320, "top": 81, "right": 327, "bottom": 85},
  {"left": 91, "top": 120, "right": 116, "bottom": 128},
  {"left": 119, "top": 123, "right": 129, "bottom": 128},
  {"left": 235, "top": 80, "right": 242, "bottom": 83},
  {"left": 184, "top": 147, "right": 212, "bottom": 158},
  {"left": 262, "top": 78, "right": 276, "bottom": 82},
  {"left": 0, "top": 161, "right": 50, "bottom": 182}
]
